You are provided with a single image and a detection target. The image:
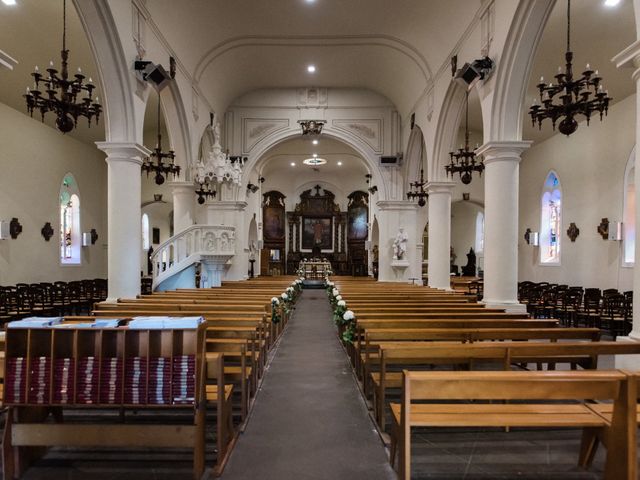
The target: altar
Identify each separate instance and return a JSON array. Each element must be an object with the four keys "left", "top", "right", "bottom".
[{"left": 299, "top": 259, "right": 332, "bottom": 287}]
